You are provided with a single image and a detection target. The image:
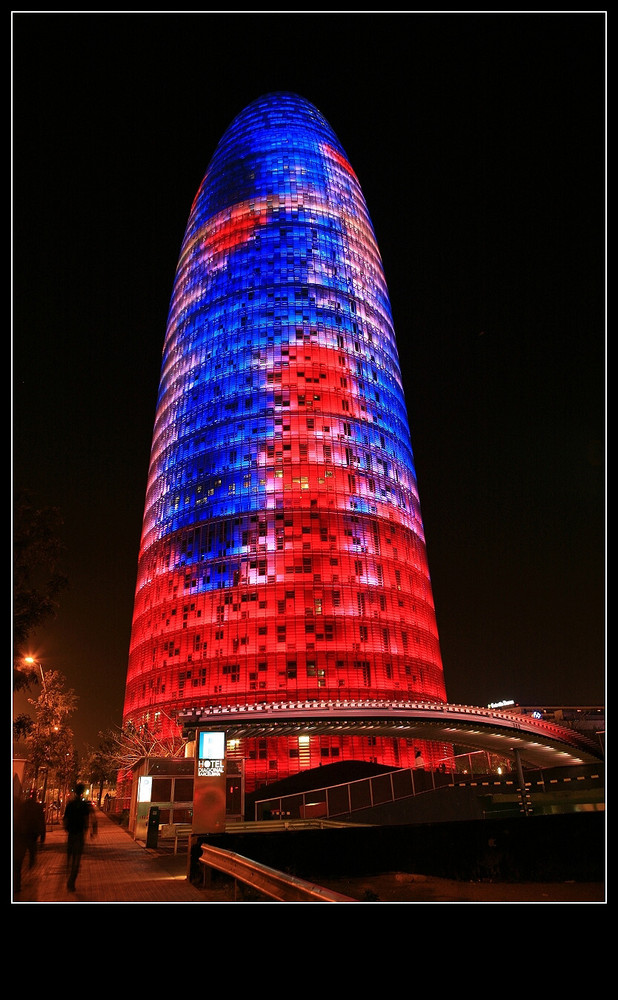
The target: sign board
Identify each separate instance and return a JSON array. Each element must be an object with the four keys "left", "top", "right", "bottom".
[
  {"left": 137, "top": 775, "right": 153, "bottom": 802},
  {"left": 193, "top": 729, "right": 227, "bottom": 834}
]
